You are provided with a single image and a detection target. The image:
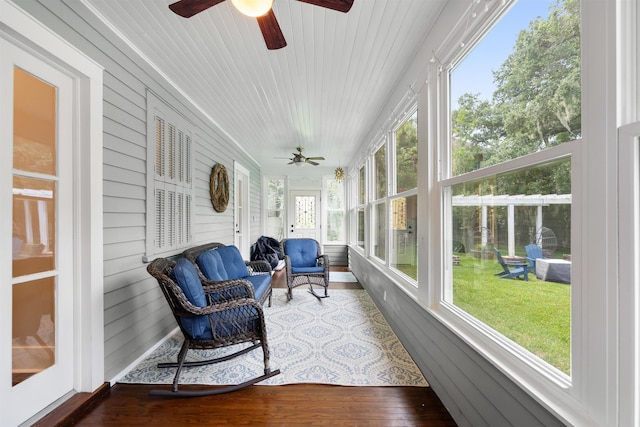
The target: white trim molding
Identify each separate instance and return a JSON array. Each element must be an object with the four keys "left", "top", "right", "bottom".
[{"left": 618, "top": 122, "right": 640, "bottom": 427}]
